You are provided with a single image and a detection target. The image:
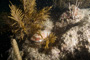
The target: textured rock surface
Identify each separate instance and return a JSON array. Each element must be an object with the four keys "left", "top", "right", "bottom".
[
  {"left": 56, "top": 8, "right": 90, "bottom": 53},
  {"left": 22, "top": 44, "right": 60, "bottom": 60},
  {"left": 54, "top": 8, "right": 90, "bottom": 60}
]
